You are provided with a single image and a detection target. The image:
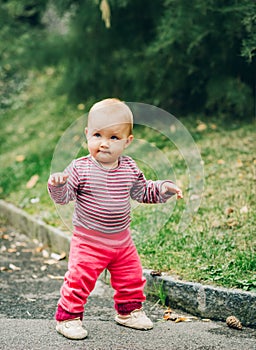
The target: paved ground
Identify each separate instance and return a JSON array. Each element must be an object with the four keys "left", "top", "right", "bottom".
[{"left": 0, "top": 223, "right": 255, "bottom": 350}]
